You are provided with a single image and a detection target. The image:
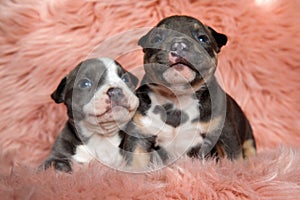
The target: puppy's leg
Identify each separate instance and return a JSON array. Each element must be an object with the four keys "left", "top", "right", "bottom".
[
  {"left": 228, "top": 98, "right": 256, "bottom": 159},
  {"left": 131, "top": 144, "right": 151, "bottom": 170},
  {"left": 199, "top": 131, "right": 223, "bottom": 159},
  {"left": 41, "top": 157, "right": 72, "bottom": 173},
  {"left": 123, "top": 138, "right": 152, "bottom": 170},
  {"left": 242, "top": 122, "right": 256, "bottom": 159},
  {"left": 39, "top": 123, "right": 81, "bottom": 173},
  {"left": 212, "top": 96, "right": 257, "bottom": 160},
  {"left": 214, "top": 141, "right": 227, "bottom": 159},
  {"left": 121, "top": 127, "right": 154, "bottom": 170}
]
